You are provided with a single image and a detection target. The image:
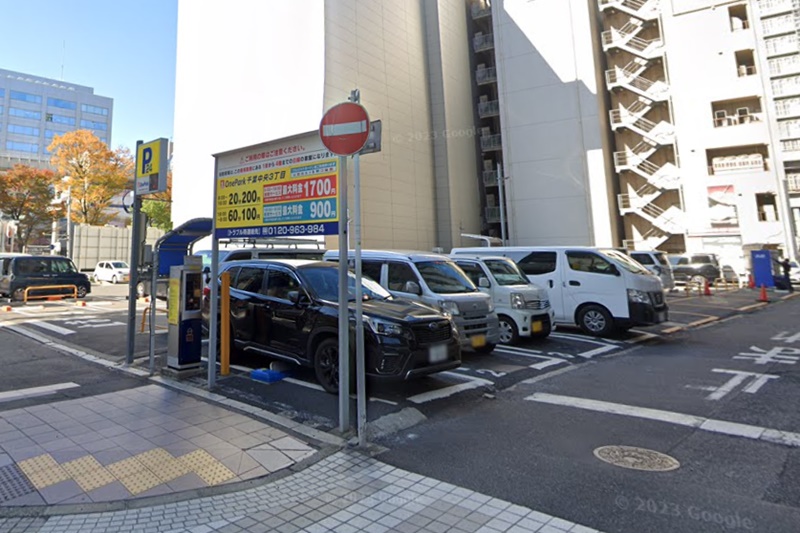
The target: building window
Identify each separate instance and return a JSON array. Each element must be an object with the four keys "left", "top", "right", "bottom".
[
  {"left": 0, "top": 105, "right": 4, "bottom": 115},
  {"left": 0, "top": 88, "right": 4, "bottom": 98},
  {"left": 44, "top": 129, "right": 62, "bottom": 139},
  {"left": 46, "top": 97, "right": 76, "bottom": 110},
  {"left": 79, "top": 119, "right": 107, "bottom": 131},
  {"left": 9, "top": 90, "right": 42, "bottom": 104},
  {"left": 735, "top": 50, "right": 757, "bottom": 76},
  {"left": 8, "top": 107, "right": 41, "bottom": 120},
  {"left": 712, "top": 97, "right": 762, "bottom": 127},
  {"left": 48, "top": 114, "right": 75, "bottom": 126},
  {"left": 5, "top": 140, "right": 39, "bottom": 153},
  {"left": 765, "top": 34, "right": 797, "bottom": 56},
  {"left": 779, "top": 119, "right": 800, "bottom": 138},
  {"left": 7, "top": 124, "right": 40, "bottom": 136},
  {"left": 728, "top": 5, "right": 749, "bottom": 31},
  {"left": 772, "top": 75, "right": 800, "bottom": 97},
  {"left": 81, "top": 103, "right": 108, "bottom": 116},
  {"left": 761, "top": 14, "right": 795, "bottom": 36},
  {"left": 756, "top": 193, "right": 779, "bottom": 221}
]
